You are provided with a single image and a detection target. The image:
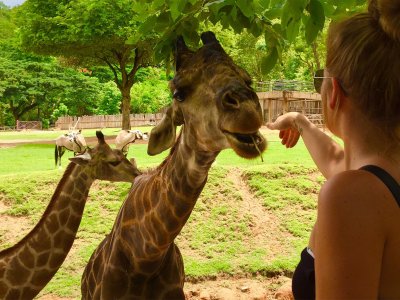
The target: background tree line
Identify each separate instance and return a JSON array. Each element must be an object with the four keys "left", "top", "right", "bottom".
[{"left": 0, "top": 0, "right": 365, "bottom": 129}]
